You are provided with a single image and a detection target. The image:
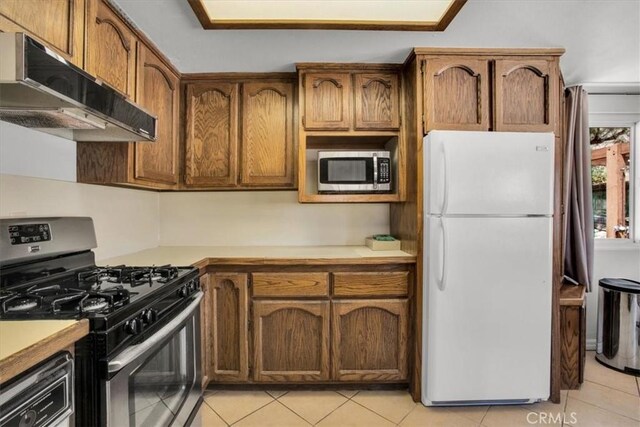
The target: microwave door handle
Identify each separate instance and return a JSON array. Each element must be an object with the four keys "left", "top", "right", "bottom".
[
  {"left": 373, "top": 154, "right": 378, "bottom": 188},
  {"left": 107, "top": 292, "right": 203, "bottom": 374}
]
